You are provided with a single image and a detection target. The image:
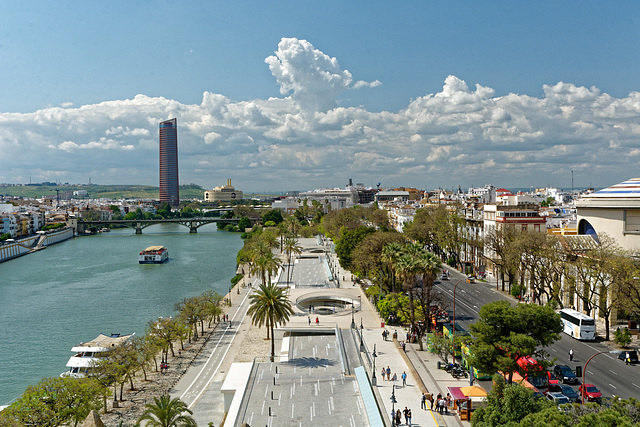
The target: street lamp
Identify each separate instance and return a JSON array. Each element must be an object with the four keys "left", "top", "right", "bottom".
[
  {"left": 390, "top": 384, "right": 397, "bottom": 424},
  {"left": 452, "top": 278, "right": 464, "bottom": 351},
  {"left": 351, "top": 299, "right": 356, "bottom": 328},
  {"left": 582, "top": 350, "right": 621, "bottom": 404},
  {"left": 372, "top": 344, "right": 377, "bottom": 386}
]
